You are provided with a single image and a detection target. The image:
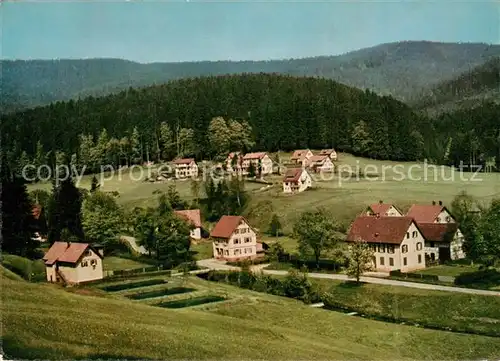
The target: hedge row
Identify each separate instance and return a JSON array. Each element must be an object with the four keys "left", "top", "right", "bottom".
[{"left": 389, "top": 270, "right": 439, "bottom": 282}]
